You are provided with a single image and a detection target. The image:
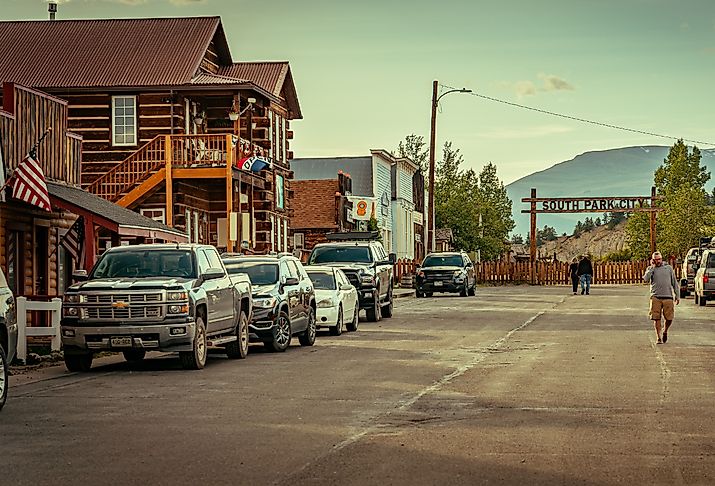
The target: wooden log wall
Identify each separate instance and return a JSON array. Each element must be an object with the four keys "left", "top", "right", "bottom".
[
  {"left": 1, "top": 84, "right": 82, "bottom": 185},
  {"left": 59, "top": 91, "right": 183, "bottom": 186}
]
